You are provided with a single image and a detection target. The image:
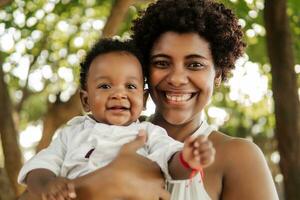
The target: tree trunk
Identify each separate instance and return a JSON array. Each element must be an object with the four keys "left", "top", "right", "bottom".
[
  {"left": 0, "top": 168, "right": 15, "bottom": 200},
  {"left": 102, "top": 0, "right": 135, "bottom": 37},
  {"left": 0, "top": 59, "right": 24, "bottom": 195},
  {"left": 264, "top": 1, "right": 300, "bottom": 199}
]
